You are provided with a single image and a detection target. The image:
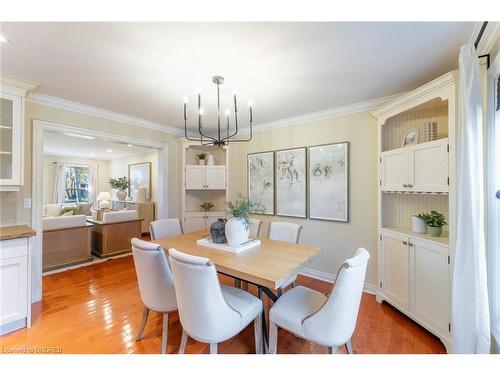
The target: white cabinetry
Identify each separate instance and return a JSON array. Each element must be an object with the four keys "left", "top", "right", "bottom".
[
  {"left": 374, "top": 71, "right": 457, "bottom": 352},
  {"left": 0, "top": 237, "right": 32, "bottom": 335},
  {"left": 185, "top": 165, "right": 227, "bottom": 190},
  {"left": 179, "top": 140, "right": 229, "bottom": 234},
  {"left": 0, "top": 76, "right": 38, "bottom": 191},
  {"left": 381, "top": 138, "right": 449, "bottom": 192},
  {"left": 379, "top": 230, "right": 450, "bottom": 345}
]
